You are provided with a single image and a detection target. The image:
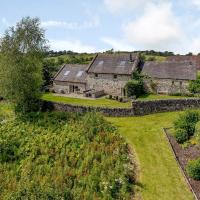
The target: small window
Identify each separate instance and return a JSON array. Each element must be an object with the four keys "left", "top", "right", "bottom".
[
  {"left": 95, "top": 74, "right": 98, "bottom": 78},
  {"left": 180, "top": 81, "right": 182, "bottom": 86},
  {"left": 77, "top": 71, "right": 84, "bottom": 77},
  {"left": 64, "top": 71, "right": 70, "bottom": 76},
  {"left": 172, "top": 80, "right": 175, "bottom": 85},
  {"left": 98, "top": 61, "right": 104, "bottom": 65},
  {"left": 119, "top": 61, "right": 126, "bottom": 66},
  {"left": 113, "top": 74, "right": 117, "bottom": 79}
]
